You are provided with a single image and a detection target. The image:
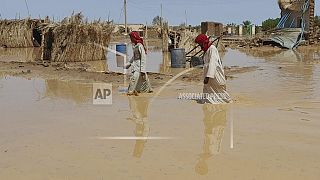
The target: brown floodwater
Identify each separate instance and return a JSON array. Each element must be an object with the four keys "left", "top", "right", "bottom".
[{"left": 0, "top": 48, "right": 320, "bottom": 179}]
